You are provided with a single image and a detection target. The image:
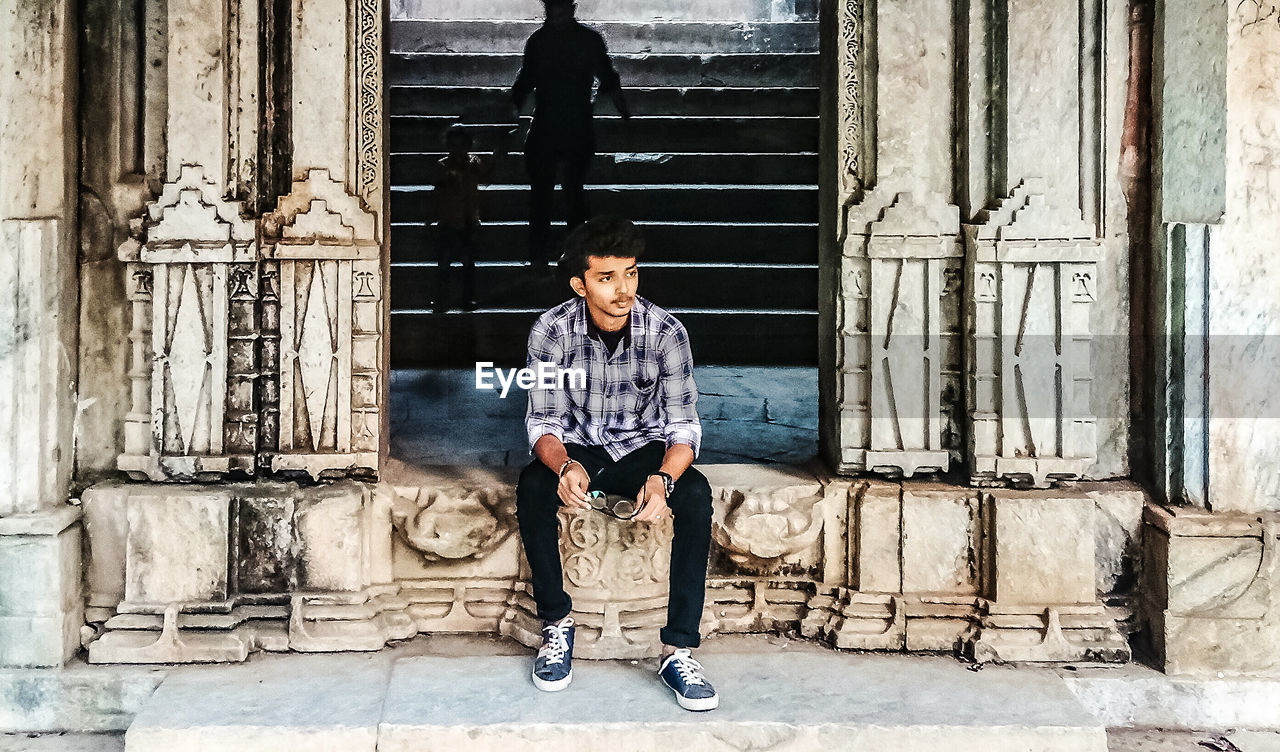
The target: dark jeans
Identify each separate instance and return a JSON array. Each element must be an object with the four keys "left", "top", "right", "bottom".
[
  {"left": 515, "top": 440, "right": 713, "bottom": 648},
  {"left": 524, "top": 144, "right": 592, "bottom": 264},
  {"left": 434, "top": 226, "right": 477, "bottom": 312}
]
